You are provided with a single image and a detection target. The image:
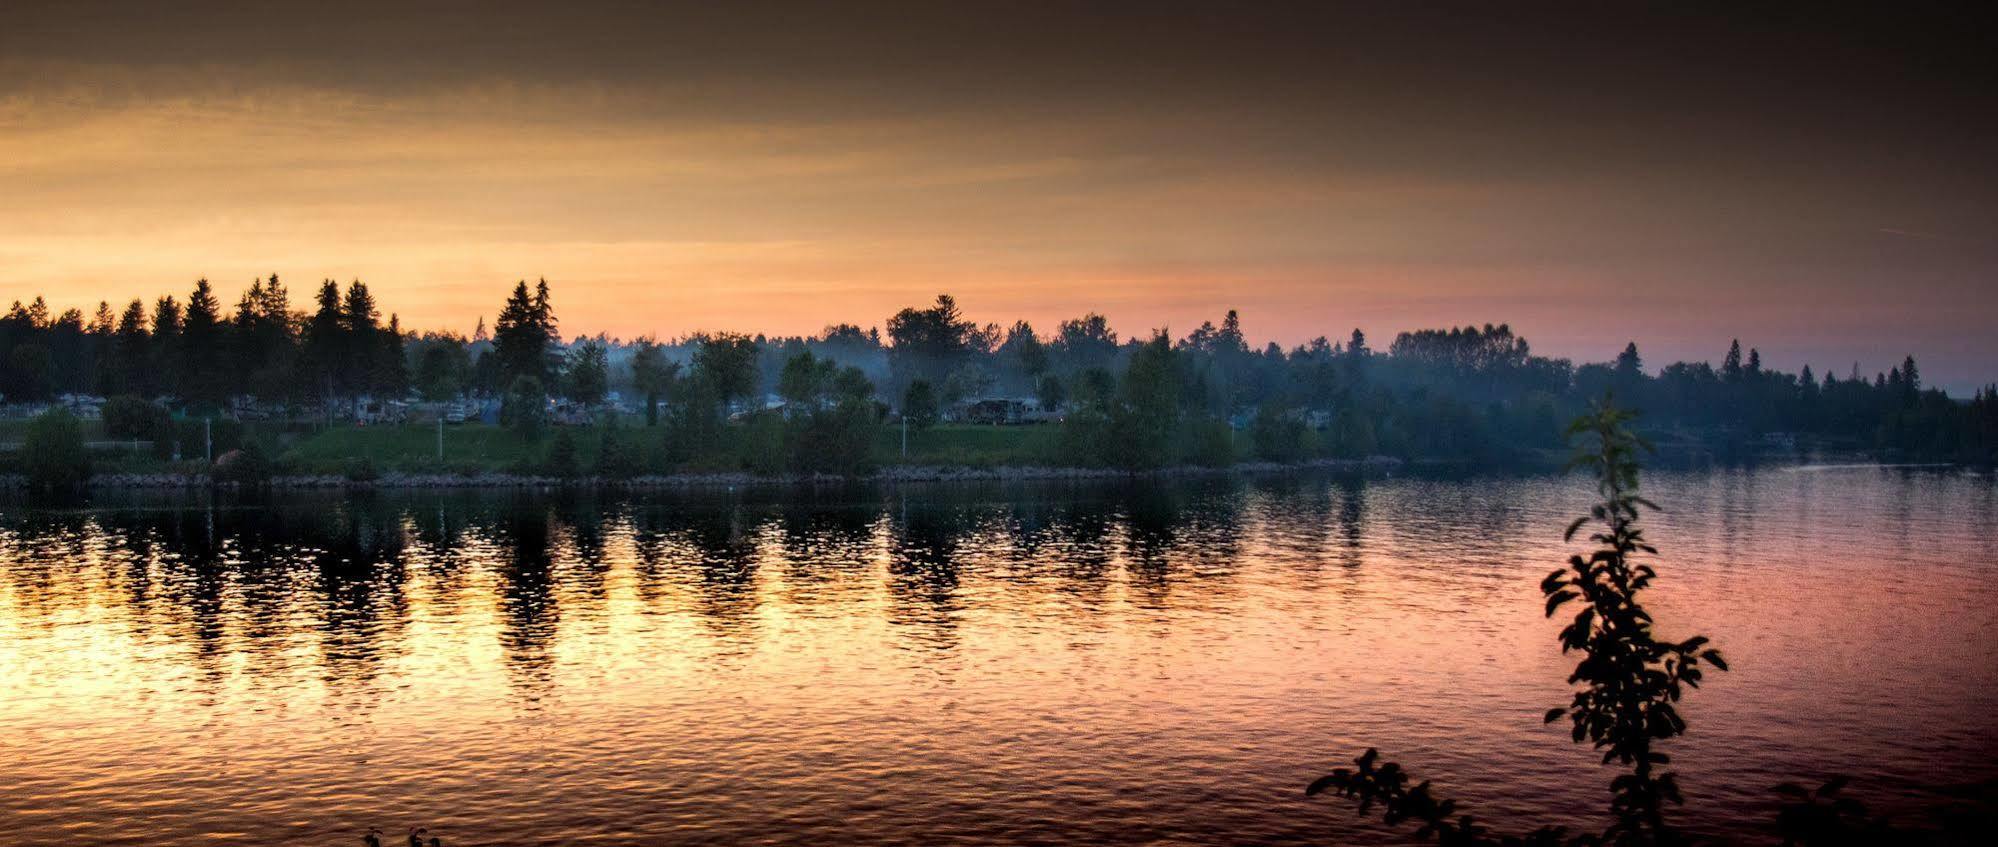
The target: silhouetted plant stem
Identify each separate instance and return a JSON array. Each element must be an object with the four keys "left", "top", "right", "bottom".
[
  {"left": 1309, "top": 397, "right": 1728, "bottom": 846},
  {"left": 1544, "top": 399, "right": 1726, "bottom": 845}
]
